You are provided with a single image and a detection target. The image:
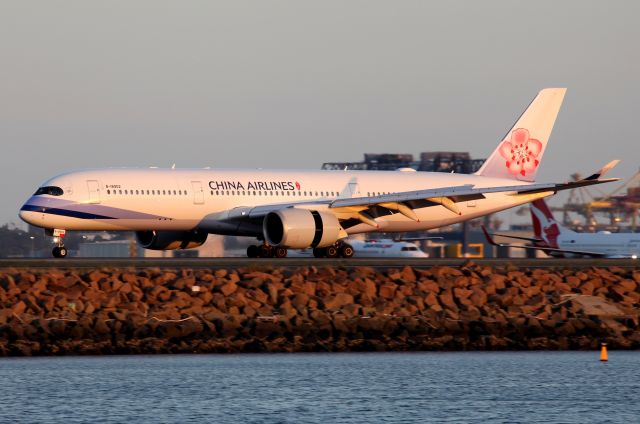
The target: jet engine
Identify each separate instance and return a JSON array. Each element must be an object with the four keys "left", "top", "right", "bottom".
[
  {"left": 135, "top": 230, "right": 208, "bottom": 250},
  {"left": 263, "top": 208, "right": 341, "bottom": 249}
]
